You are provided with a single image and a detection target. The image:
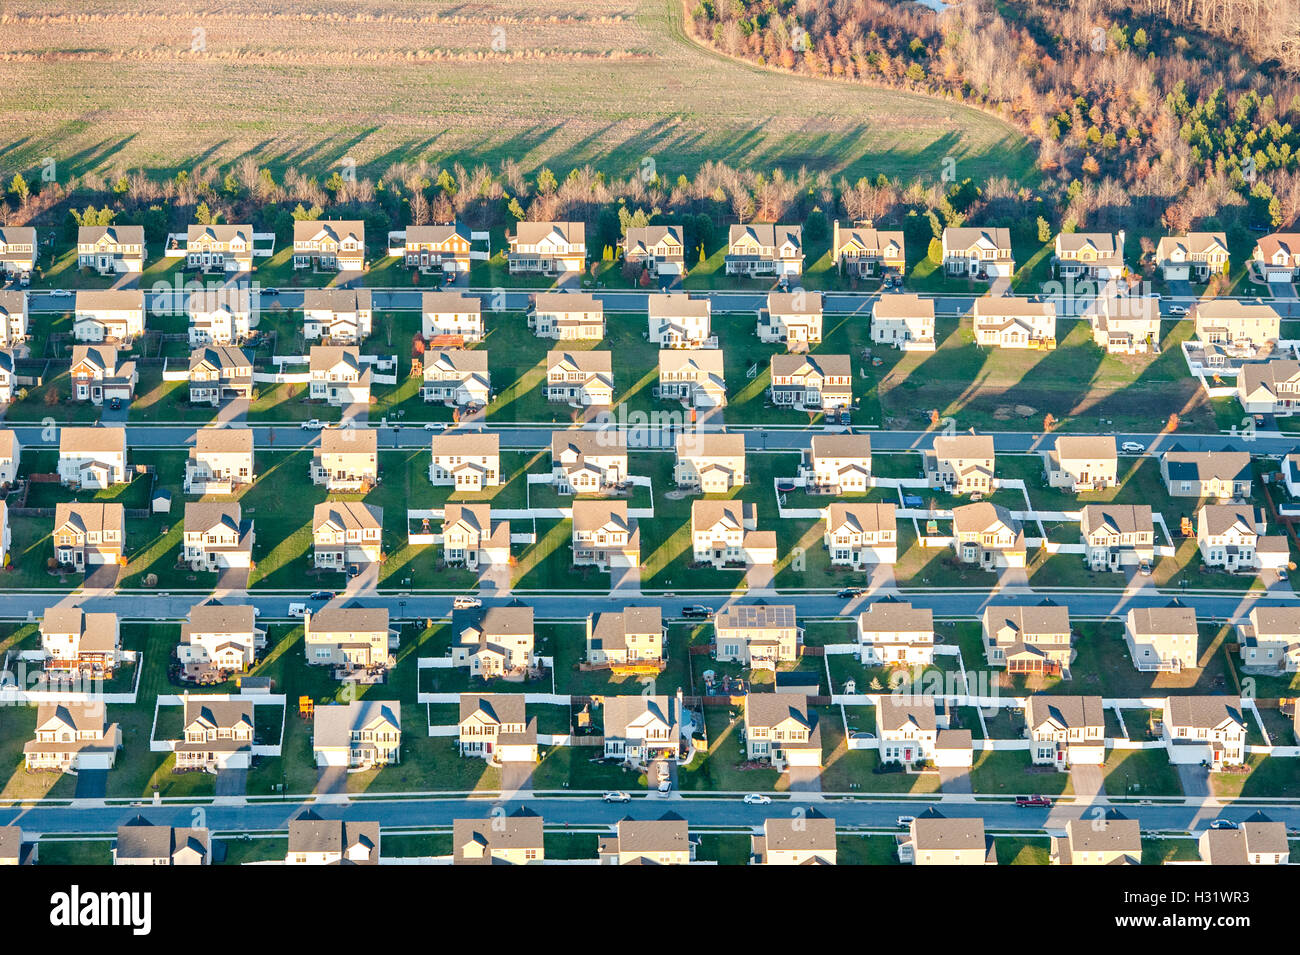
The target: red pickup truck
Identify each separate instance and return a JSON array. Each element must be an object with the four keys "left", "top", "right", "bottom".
[{"left": 1015, "top": 795, "right": 1052, "bottom": 808}]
